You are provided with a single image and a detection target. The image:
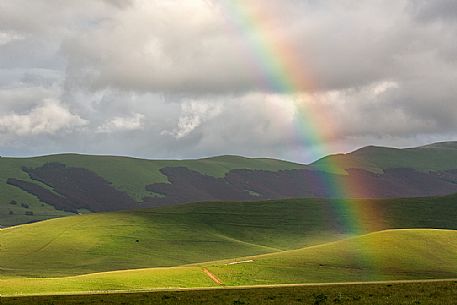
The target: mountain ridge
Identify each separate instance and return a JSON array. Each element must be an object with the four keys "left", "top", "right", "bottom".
[
  {"left": 3, "top": 140, "right": 457, "bottom": 164},
  {"left": 2, "top": 141, "right": 457, "bottom": 226}
]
